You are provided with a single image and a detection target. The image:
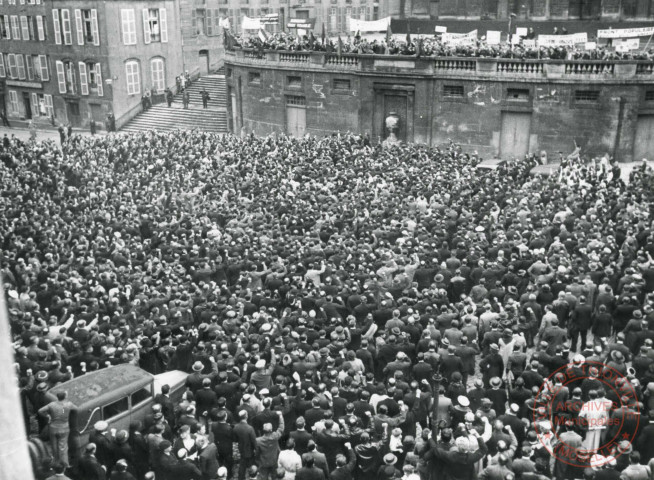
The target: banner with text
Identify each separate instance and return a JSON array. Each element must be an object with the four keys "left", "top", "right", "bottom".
[
  {"left": 349, "top": 16, "right": 391, "bottom": 32},
  {"left": 242, "top": 16, "right": 261, "bottom": 30},
  {"left": 597, "top": 26, "right": 654, "bottom": 38},
  {"left": 442, "top": 30, "right": 478, "bottom": 46},
  {"left": 537, "top": 32, "right": 587, "bottom": 47}
]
